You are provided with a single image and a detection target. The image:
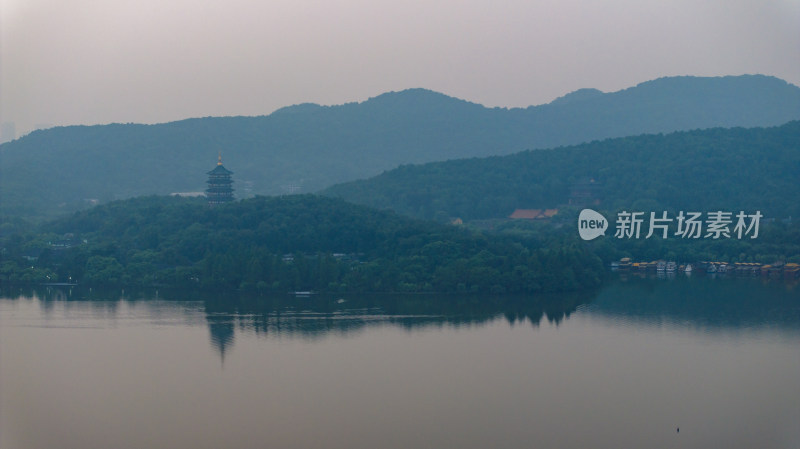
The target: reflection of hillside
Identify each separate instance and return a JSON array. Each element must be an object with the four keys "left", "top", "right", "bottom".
[
  {"left": 1, "top": 286, "right": 595, "bottom": 362},
  {"left": 200, "top": 291, "right": 596, "bottom": 361},
  {"left": 591, "top": 276, "right": 800, "bottom": 330},
  {"left": 201, "top": 291, "right": 594, "bottom": 340},
  {"left": 10, "top": 278, "right": 796, "bottom": 362}
]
